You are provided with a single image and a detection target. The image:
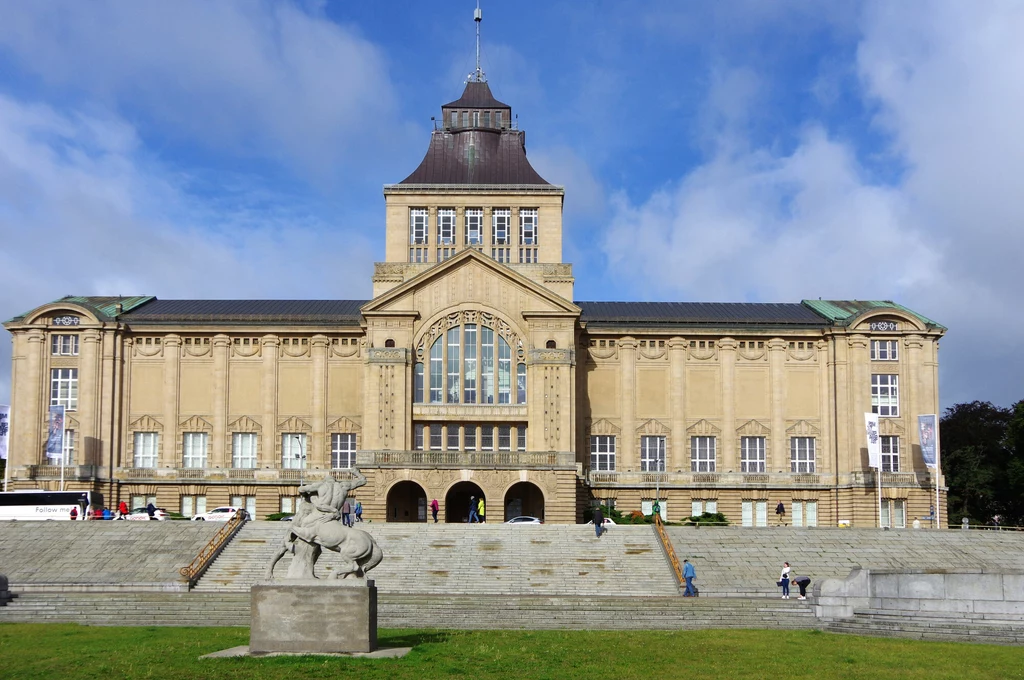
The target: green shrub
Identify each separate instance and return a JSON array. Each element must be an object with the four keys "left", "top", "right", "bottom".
[
  {"left": 683, "top": 511, "right": 729, "bottom": 526},
  {"left": 265, "top": 512, "right": 295, "bottom": 522}
]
